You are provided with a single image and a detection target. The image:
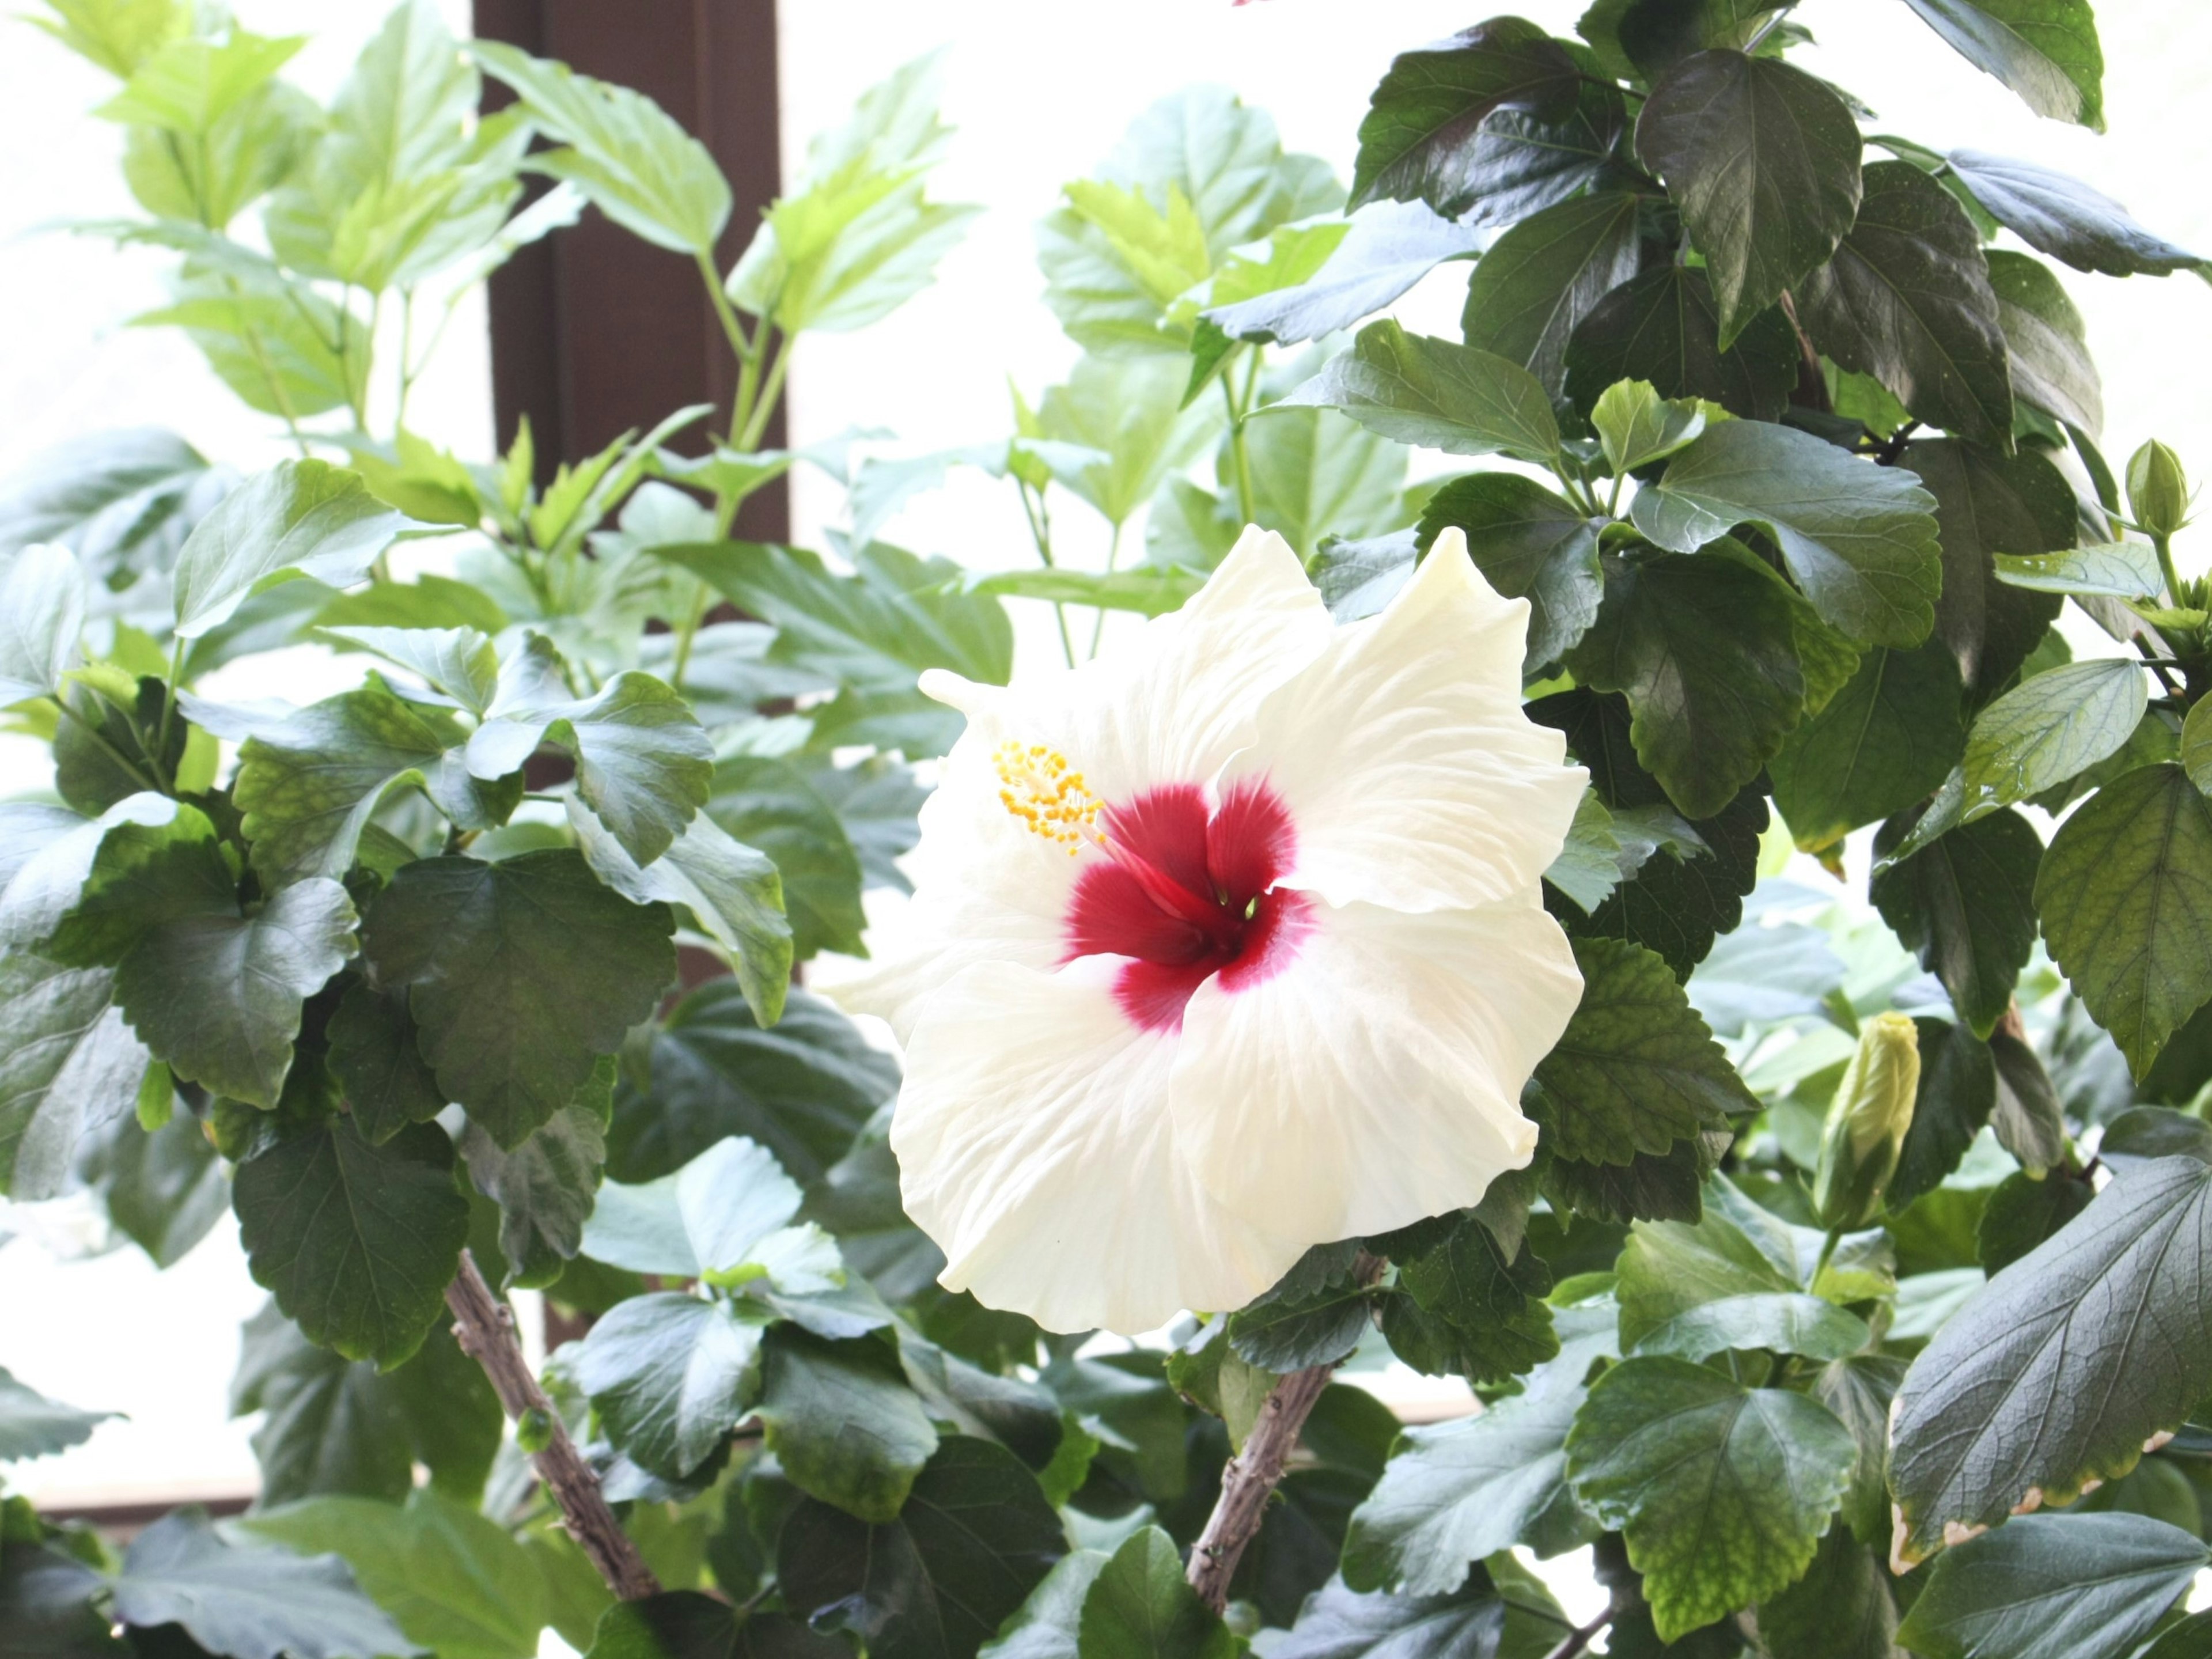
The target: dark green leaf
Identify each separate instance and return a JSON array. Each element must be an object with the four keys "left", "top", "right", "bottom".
[
  {"left": 1752, "top": 1528, "right": 1898, "bottom": 1659},
  {"left": 1266, "top": 1567, "right": 1572, "bottom": 1659},
  {"left": 1872, "top": 809, "right": 2041, "bottom": 1039},
  {"left": 0, "top": 954, "right": 148, "bottom": 1200},
  {"left": 756, "top": 1327, "right": 938, "bottom": 1524},
  {"left": 1902, "top": 1, "right": 2104, "bottom": 127},
  {"left": 1342, "top": 1302, "right": 1615, "bottom": 1593},
  {"left": 1986, "top": 251, "right": 2102, "bottom": 436},
  {"left": 778, "top": 1437, "right": 1066, "bottom": 1659},
  {"left": 1888, "top": 1017, "right": 1998, "bottom": 1210},
  {"left": 1977, "top": 1169, "right": 2093, "bottom": 1273},
  {"left": 1384, "top": 1218, "right": 1558, "bottom": 1385},
  {"left": 1226, "top": 1282, "right": 1372, "bottom": 1374},
  {"left": 234, "top": 1118, "right": 469, "bottom": 1369},
  {"left": 1274, "top": 320, "right": 1559, "bottom": 463},
  {"left": 0, "top": 1543, "right": 124, "bottom": 1657},
  {"left": 111, "top": 1507, "right": 418, "bottom": 1659},
  {"left": 1949, "top": 150, "right": 2203, "bottom": 276},
  {"left": 1415, "top": 476, "right": 1603, "bottom": 671},
  {"left": 1077, "top": 1527, "right": 1233, "bottom": 1659},
  {"left": 610, "top": 983, "right": 894, "bottom": 1185},
  {"left": 1526, "top": 937, "right": 1752, "bottom": 1166},
  {"left": 1903, "top": 438, "right": 2073, "bottom": 702},
  {"left": 1990, "top": 1028, "right": 2066, "bottom": 1174},
  {"left": 1634, "top": 51, "right": 1862, "bottom": 347},
  {"left": 1348, "top": 20, "right": 1582, "bottom": 215},
  {"left": 1890, "top": 1153, "right": 2212, "bottom": 1561},
  {"left": 361, "top": 850, "right": 674, "bottom": 1147},
  {"left": 1205, "top": 201, "right": 1485, "bottom": 346},
  {"left": 1564, "top": 1356, "right": 1855, "bottom": 1640},
  {"left": 1544, "top": 1132, "right": 1722, "bottom": 1225},
  {"left": 241, "top": 1488, "right": 546, "bottom": 1659},
  {"left": 1459, "top": 194, "right": 1645, "bottom": 393},
  {"left": 79, "top": 1104, "right": 229, "bottom": 1268},
  {"left": 1770, "top": 639, "right": 1963, "bottom": 852},
  {"left": 459, "top": 1100, "right": 605, "bottom": 1289},
  {"left": 703, "top": 755, "right": 863, "bottom": 963},
  {"left": 325, "top": 983, "right": 445, "bottom": 1145},
  {"left": 2037, "top": 764, "right": 2212, "bottom": 1077},
  {"left": 1896, "top": 1513, "right": 2205, "bottom": 1659},
  {"left": 1564, "top": 550, "right": 1805, "bottom": 819},
  {"left": 588, "top": 1596, "right": 845, "bottom": 1659},
  {"left": 570, "top": 1292, "right": 762, "bottom": 1481},
  {"left": 1565, "top": 266, "right": 1800, "bottom": 423},
  {"left": 0, "top": 1366, "right": 115, "bottom": 1463},
  {"left": 1815, "top": 1353, "right": 1907, "bottom": 1546},
  {"left": 171, "top": 460, "right": 402, "bottom": 641},
  {"left": 1797, "top": 161, "right": 2013, "bottom": 450},
  {"left": 1630, "top": 419, "right": 1943, "bottom": 650}
]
